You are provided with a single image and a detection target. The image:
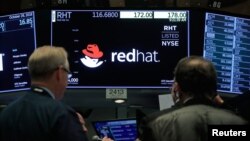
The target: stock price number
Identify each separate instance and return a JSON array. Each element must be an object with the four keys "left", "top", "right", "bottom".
[
  {"left": 167, "top": 12, "right": 186, "bottom": 18},
  {"left": 68, "top": 76, "right": 79, "bottom": 84},
  {"left": 19, "top": 18, "right": 33, "bottom": 27},
  {"left": 134, "top": 11, "right": 153, "bottom": 18},
  {"left": 92, "top": 11, "right": 119, "bottom": 18},
  {"left": 0, "top": 22, "right": 5, "bottom": 32}
]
